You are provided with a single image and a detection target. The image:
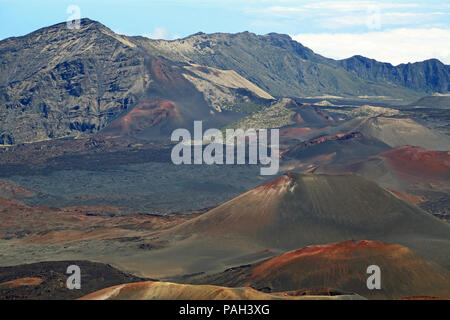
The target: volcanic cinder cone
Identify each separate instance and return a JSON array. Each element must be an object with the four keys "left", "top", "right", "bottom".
[
  {"left": 325, "top": 116, "right": 450, "bottom": 151},
  {"left": 143, "top": 173, "right": 449, "bottom": 278},
  {"left": 246, "top": 240, "right": 450, "bottom": 299},
  {"left": 79, "top": 281, "right": 364, "bottom": 300},
  {"left": 314, "top": 145, "right": 450, "bottom": 204}
]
